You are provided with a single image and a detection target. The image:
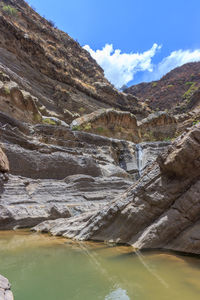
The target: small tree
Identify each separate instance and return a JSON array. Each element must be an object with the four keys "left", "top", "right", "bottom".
[
  {"left": 48, "top": 19, "right": 56, "bottom": 28},
  {"left": 2, "top": 5, "right": 18, "bottom": 17}
]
